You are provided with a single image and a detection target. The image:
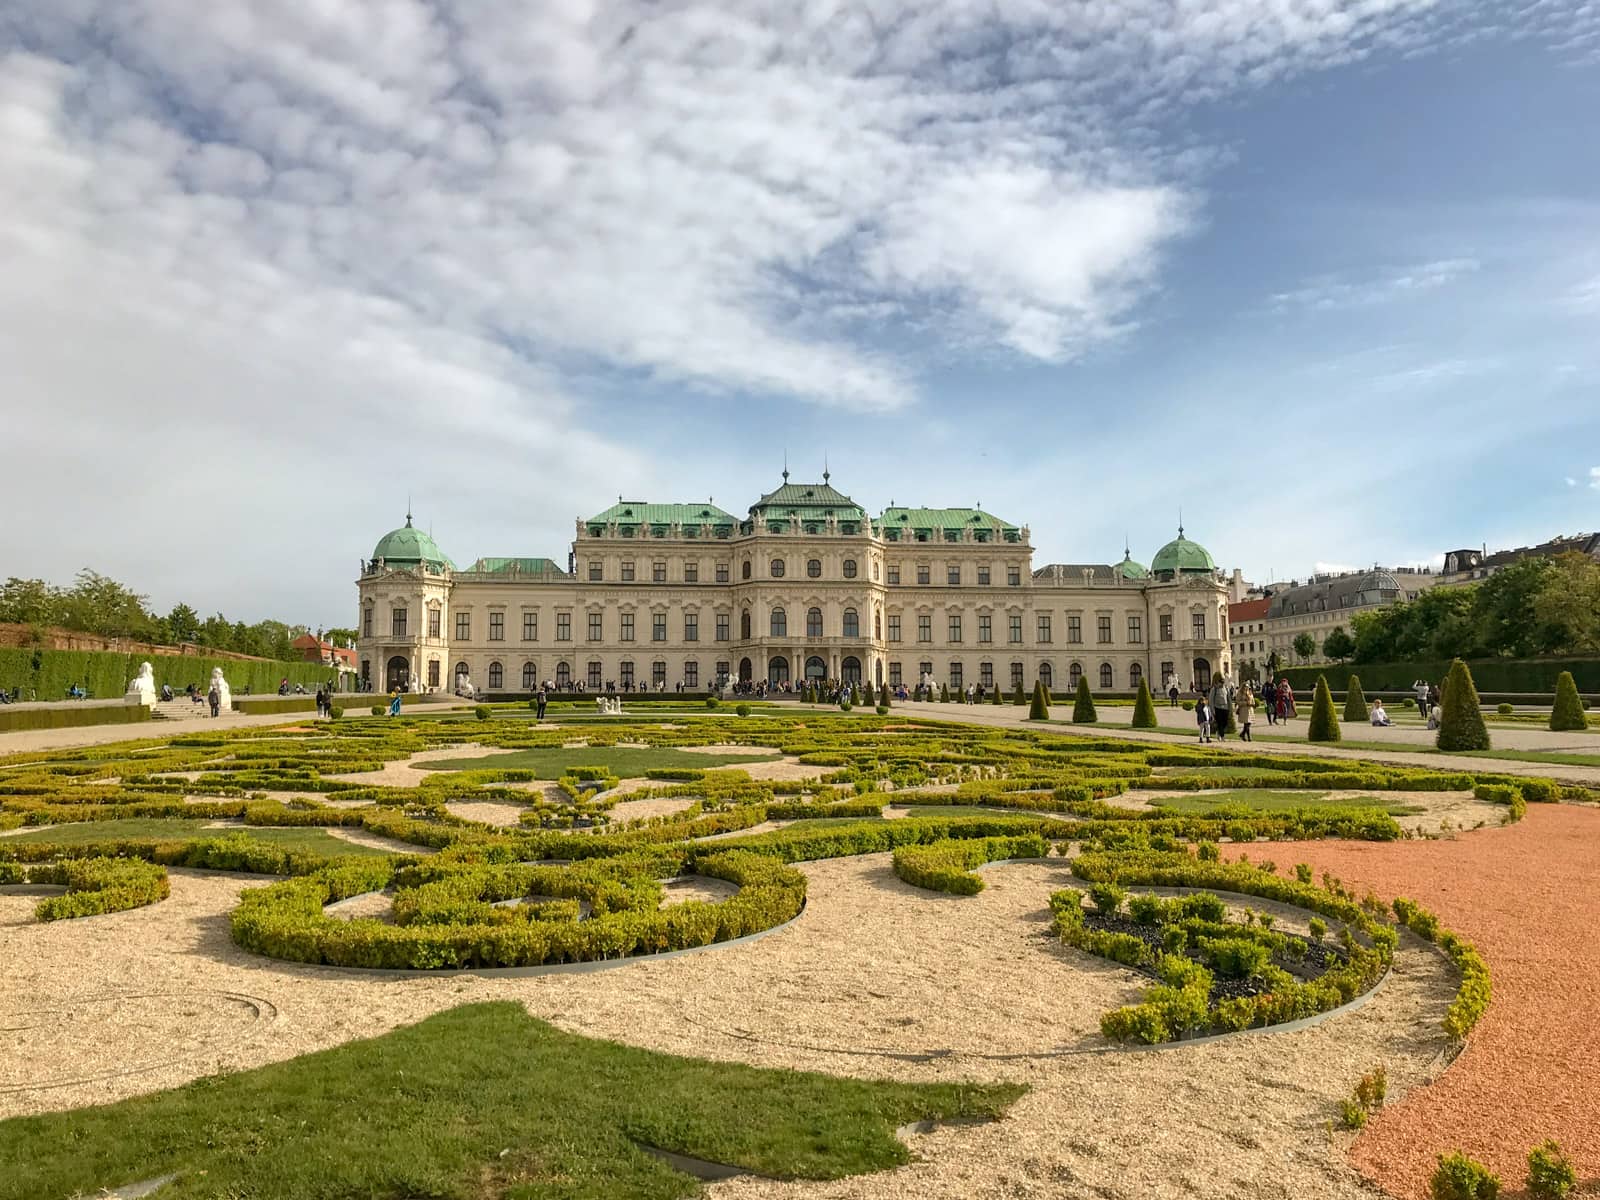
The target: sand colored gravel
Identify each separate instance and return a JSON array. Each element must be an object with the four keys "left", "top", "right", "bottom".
[
  {"left": 0, "top": 856, "right": 1457, "bottom": 1200},
  {"left": 441, "top": 798, "right": 529, "bottom": 827},
  {"left": 1225, "top": 804, "right": 1600, "bottom": 1199}
]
